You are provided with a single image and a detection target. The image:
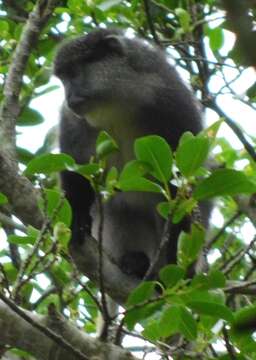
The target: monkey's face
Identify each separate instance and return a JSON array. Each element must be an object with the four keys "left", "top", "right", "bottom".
[{"left": 53, "top": 29, "right": 140, "bottom": 120}]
